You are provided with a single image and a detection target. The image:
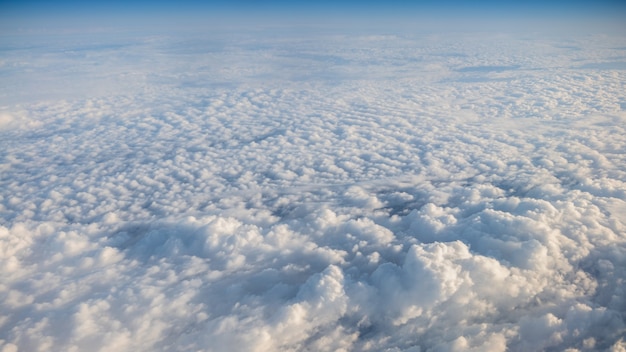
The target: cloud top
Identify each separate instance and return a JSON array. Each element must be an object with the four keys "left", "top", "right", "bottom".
[{"left": 1, "top": 17, "right": 626, "bottom": 352}]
